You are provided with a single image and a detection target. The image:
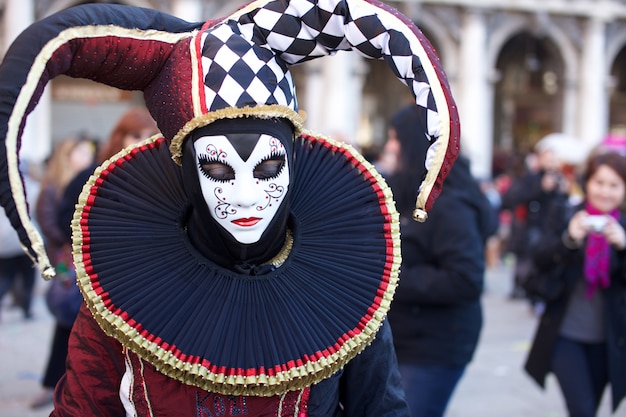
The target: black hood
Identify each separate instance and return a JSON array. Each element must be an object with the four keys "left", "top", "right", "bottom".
[
  {"left": 385, "top": 105, "right": 431, "bottom": 215},
  {"left": 386, "top": 105, "right": 496, "bottom": 241},
  {"left": 440, "top": 156, "right": 498, "bottom": 243}
]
